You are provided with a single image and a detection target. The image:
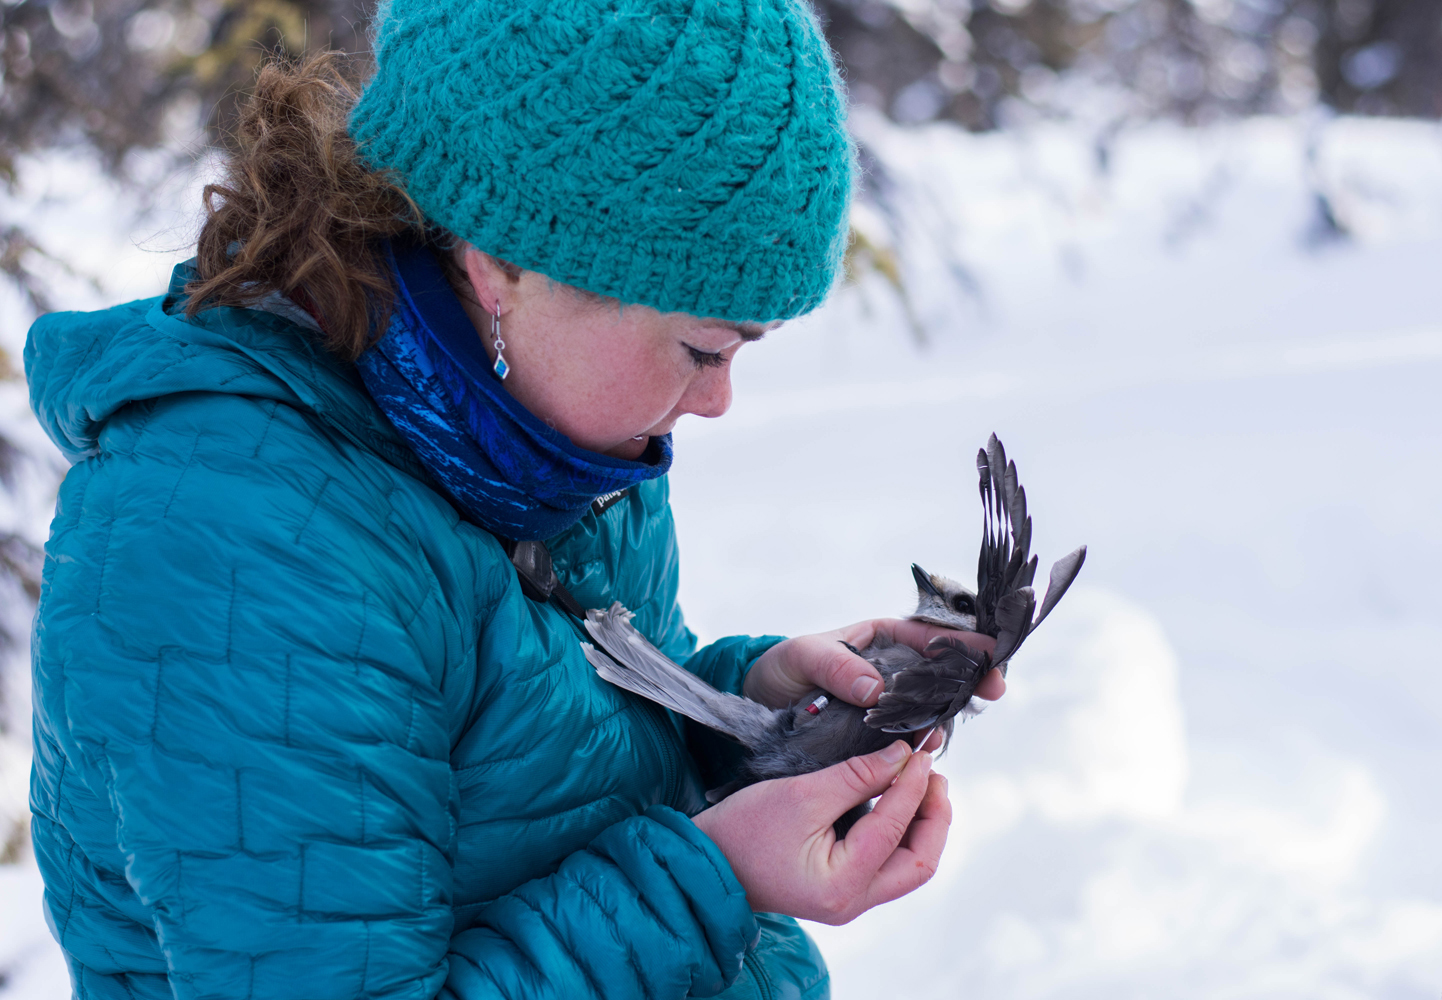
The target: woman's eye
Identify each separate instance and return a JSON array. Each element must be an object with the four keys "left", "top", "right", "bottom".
[{"left": 685, "top": 344, "right": 728, "bottom": 369}]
